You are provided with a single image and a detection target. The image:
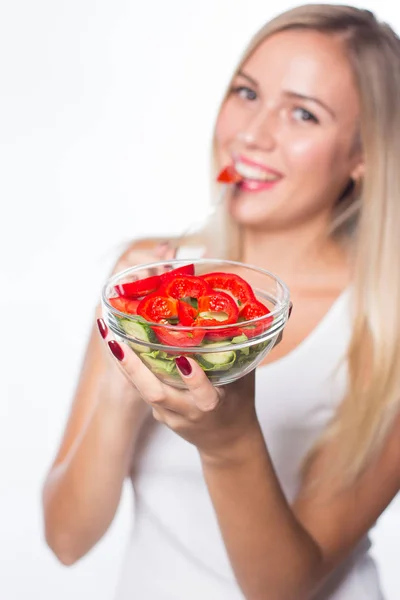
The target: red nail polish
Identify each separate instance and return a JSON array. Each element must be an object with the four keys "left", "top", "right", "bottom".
[
  {"left": 97, "top": 318, "right": 108, "bottom": 339},
  {"left": 108, "top": 340, "right": 124, "bottom": 361},
  {"left": 175, "top": 356, "right": 192, "bottom": 376}
]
